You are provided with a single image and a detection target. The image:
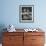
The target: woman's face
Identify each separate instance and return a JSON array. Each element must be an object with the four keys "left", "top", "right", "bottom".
[{"left": 23, "top": 9, "right": 27, "bottom": 12}]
